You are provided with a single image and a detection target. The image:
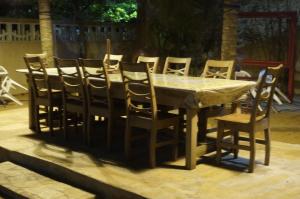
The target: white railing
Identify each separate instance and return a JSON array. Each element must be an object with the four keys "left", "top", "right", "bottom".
[
  {"left": 53, "top": 23, "right": 135, "bottom": 42},
  {"left": 0, "top": 21, "right": 40, "bottom": 42},
  {"left": 0, "top": 19, "right": 135, "bottom": 42}
]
